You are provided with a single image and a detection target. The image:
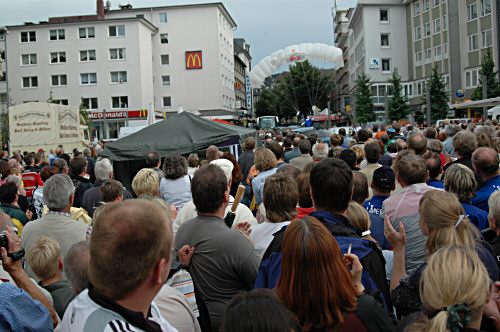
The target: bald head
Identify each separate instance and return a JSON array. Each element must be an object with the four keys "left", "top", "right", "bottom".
[
  {"left": 206, "top": 145, "right": 220, "bottom": 162},
  {"left": 407, "top": 132, "right": 428, "bottom": 155},
  {"left": 472, "top": 147, "right": 499, "bottom": 180}
]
